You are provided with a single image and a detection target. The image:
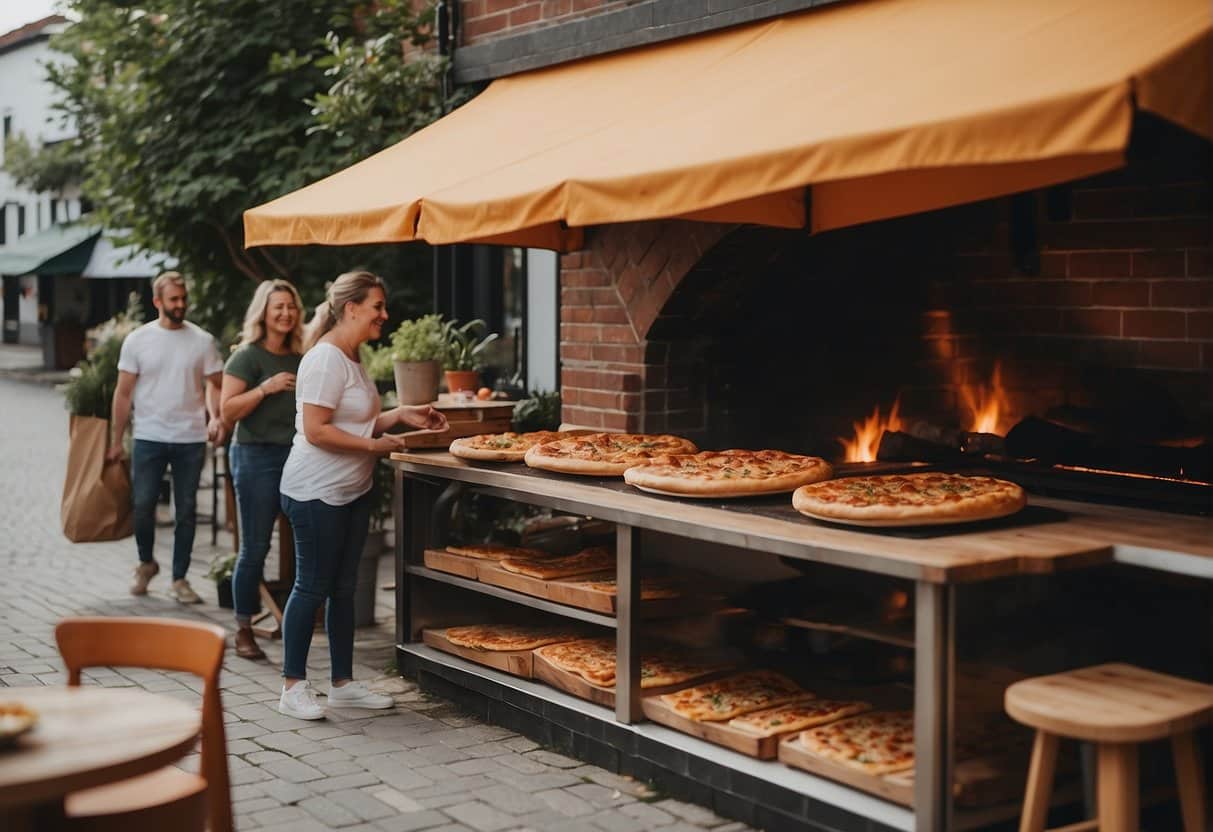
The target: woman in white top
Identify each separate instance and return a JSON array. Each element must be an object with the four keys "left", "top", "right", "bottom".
[{"left": 277, "top": 270, "right": 447, "bottom": 720}]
